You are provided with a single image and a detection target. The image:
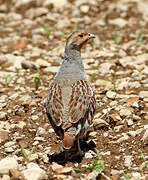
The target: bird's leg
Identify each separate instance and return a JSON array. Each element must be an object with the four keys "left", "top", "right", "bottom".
[
  {"left": 76, "top": 136, "right": 84, "bottom": 156},
  {"left": 64, "top": 150, "right": 69, "bottom": 161}
]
